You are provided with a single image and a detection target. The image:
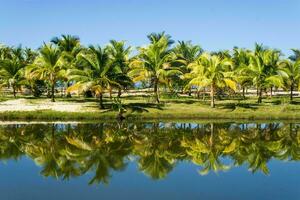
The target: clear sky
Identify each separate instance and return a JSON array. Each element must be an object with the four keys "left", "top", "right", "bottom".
[{"left": 1, "top": 0, "right": 299, "bottom": 56}]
